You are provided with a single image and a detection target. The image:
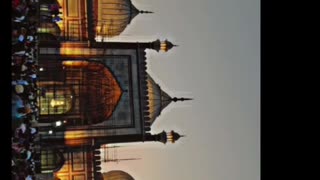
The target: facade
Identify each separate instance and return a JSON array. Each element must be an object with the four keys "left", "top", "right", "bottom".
[{"left": 34, "top": 0, "right": 189, "bottom": 179}]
